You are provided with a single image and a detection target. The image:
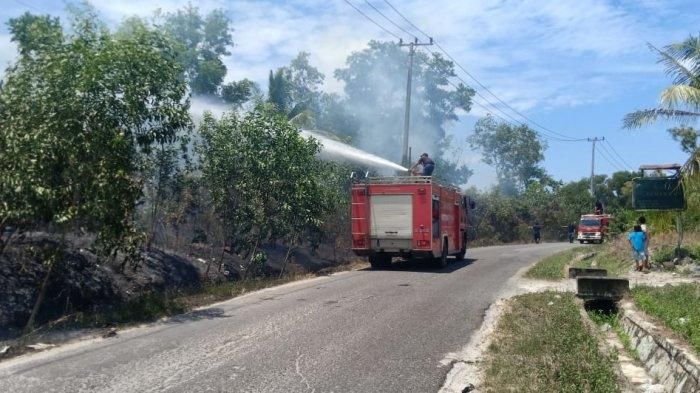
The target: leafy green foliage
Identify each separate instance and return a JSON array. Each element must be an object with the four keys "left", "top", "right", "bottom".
[
  {"left": 624, "top": 36, "right": 700, "bottom": 153},
  {"left": 633, "top": 283, "right": 700, "bottom": 352},
  {"left": 668, "top": 126, "right": 698, "bottom": 154},
  {"left": 0, "top": 11, "right": 190, "bottom": 257},
  {"left": 198, "top": 105, "right": 345, "bottom": 271},
  {"left": 221, "top": 78, "right": 259, "bottom": 107},
  {"left": 266, "top": 52, "right": 325, "bottom": 126},
  {"left": 161, "top": 4, "right": 233, "bottom": 95},
  {"left": 468, "top": 115, "right": 548, "bottom": 193},
  {"left": 650, "top": 245, "right": 697, "bottom": 263}
]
